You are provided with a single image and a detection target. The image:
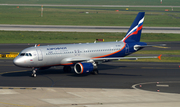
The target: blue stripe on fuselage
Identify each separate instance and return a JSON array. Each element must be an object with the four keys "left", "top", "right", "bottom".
[{"left": 103, "top": 42, "right": 147, "bottom": 58}]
